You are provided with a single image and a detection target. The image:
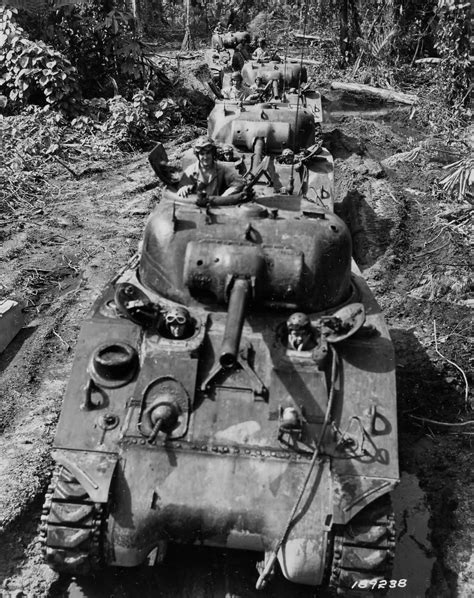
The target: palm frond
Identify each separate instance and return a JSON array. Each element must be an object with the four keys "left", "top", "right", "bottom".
[{"left": 439, "top": 157, "right": 474, "bottom": 201}]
